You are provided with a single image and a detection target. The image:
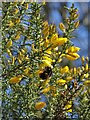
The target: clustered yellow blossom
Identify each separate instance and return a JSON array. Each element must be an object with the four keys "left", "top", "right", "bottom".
[
  {"left": 62, "top": 46, "right": 80, "bottom": 60},
  {"left": 3, "top": 3, "right": 90, "bottom": 119}
]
